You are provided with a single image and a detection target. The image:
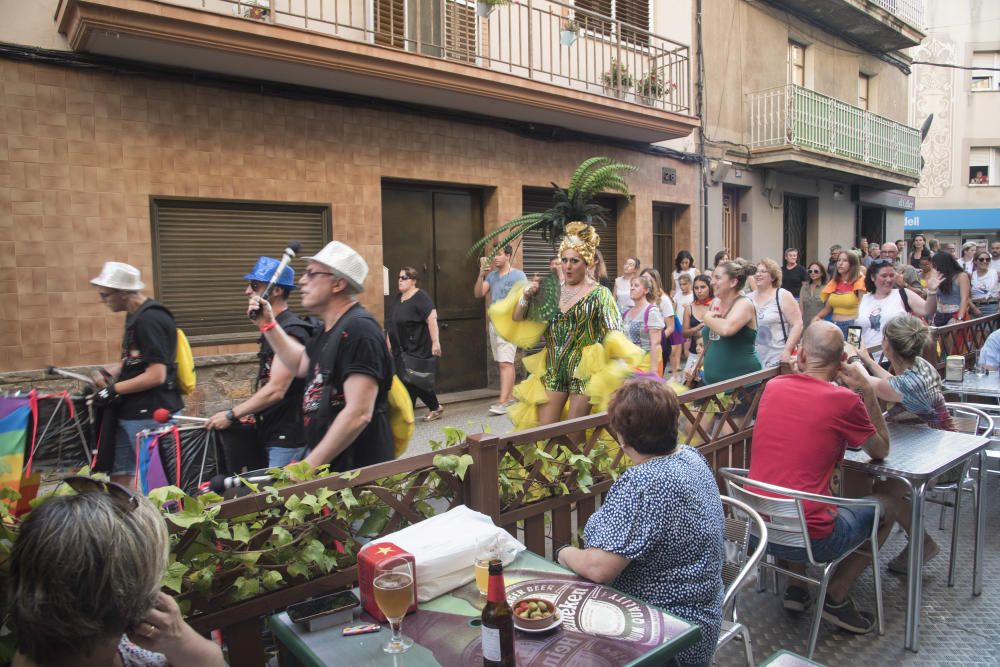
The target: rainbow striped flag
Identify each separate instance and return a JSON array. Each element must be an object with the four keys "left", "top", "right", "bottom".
[{"left": 0, "top": 398, "right": 31, "bottom": 511}]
